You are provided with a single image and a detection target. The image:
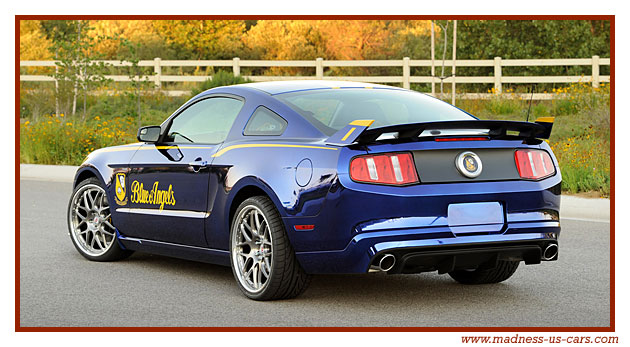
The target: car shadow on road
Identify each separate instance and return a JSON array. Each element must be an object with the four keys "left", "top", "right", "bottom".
[{"left": 121, "top": 252, "right": 529, "bottom": 309}]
